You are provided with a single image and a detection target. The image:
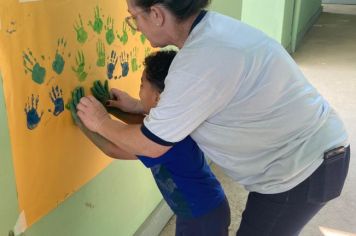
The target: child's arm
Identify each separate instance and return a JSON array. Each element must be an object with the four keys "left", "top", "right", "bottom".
[{"left": 107, "top": 107, "right": 145, "bottom": 125}]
